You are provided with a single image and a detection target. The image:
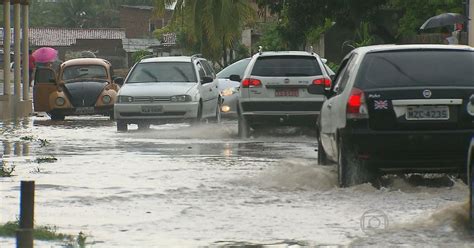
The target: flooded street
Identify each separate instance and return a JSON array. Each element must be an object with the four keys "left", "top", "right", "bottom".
[{"left": 0, "top": 116, "right": 472, "bottom": 247}]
